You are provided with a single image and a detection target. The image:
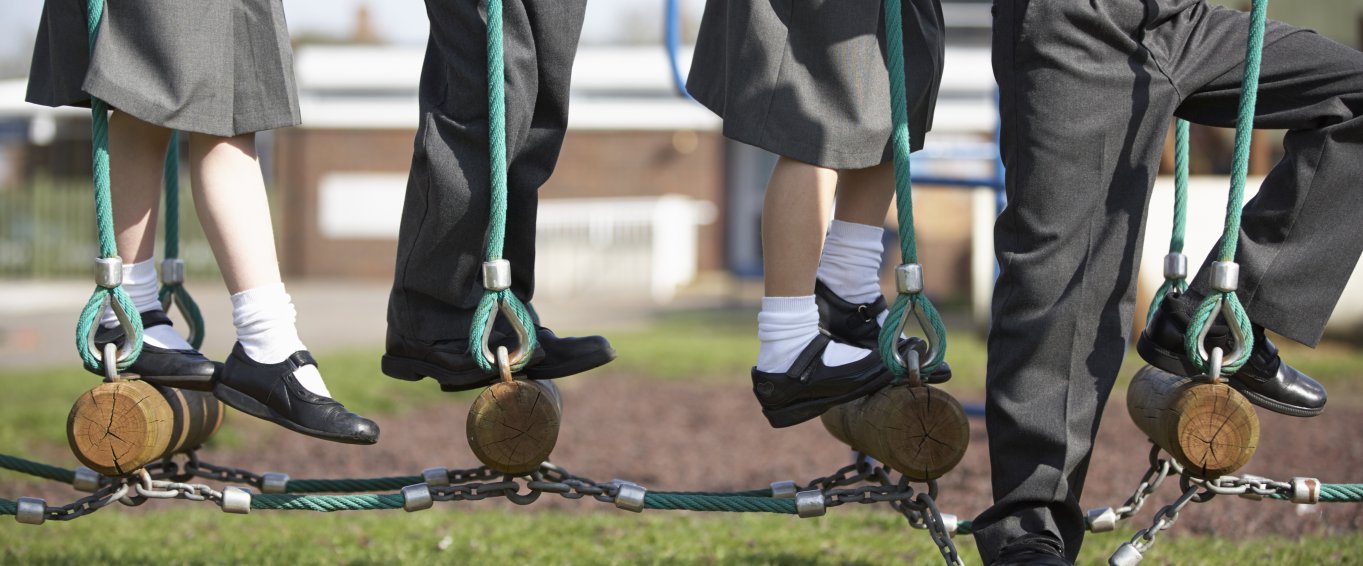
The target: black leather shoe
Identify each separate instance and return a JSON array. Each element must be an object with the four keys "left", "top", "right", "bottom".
[
  {"left": 215, "top": 344, "right": 379, "bottom": 445},
  {"left": 994, "top": 535, "right": 1072, "bottom": 566},
  {"left": 815, "top": 280, "right": 887, "bottom": 350},
  {"left": 383, "top": 327, "right": 613, "bottom": 392},
  {"left": 1137, "top": 295, "right": 1326, "bottom": 417},
  {"left": 91, "top": 309, "right": 218, "bottom": 391},
  {"left": 751, "top": 334, "right": 893, "bottom": 428},
  {"left": 815, "top": 280, "right": 953, "bottom": 383}
]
